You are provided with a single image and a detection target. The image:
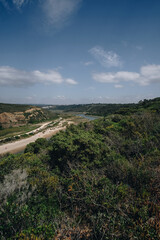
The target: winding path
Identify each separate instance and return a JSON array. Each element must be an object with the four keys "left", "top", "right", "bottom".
[{"left": 0, "top": 119, "right": 72, "bottom": 155}]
